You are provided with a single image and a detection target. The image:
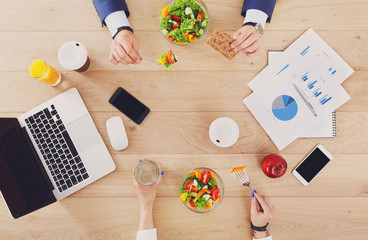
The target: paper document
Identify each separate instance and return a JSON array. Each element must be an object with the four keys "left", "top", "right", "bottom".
[
  {"left": 268, "top": 50, "right": 336, "bottom": 138},
  {"left": 243, "top": 29, "right": 353, "bottom": 150}
]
